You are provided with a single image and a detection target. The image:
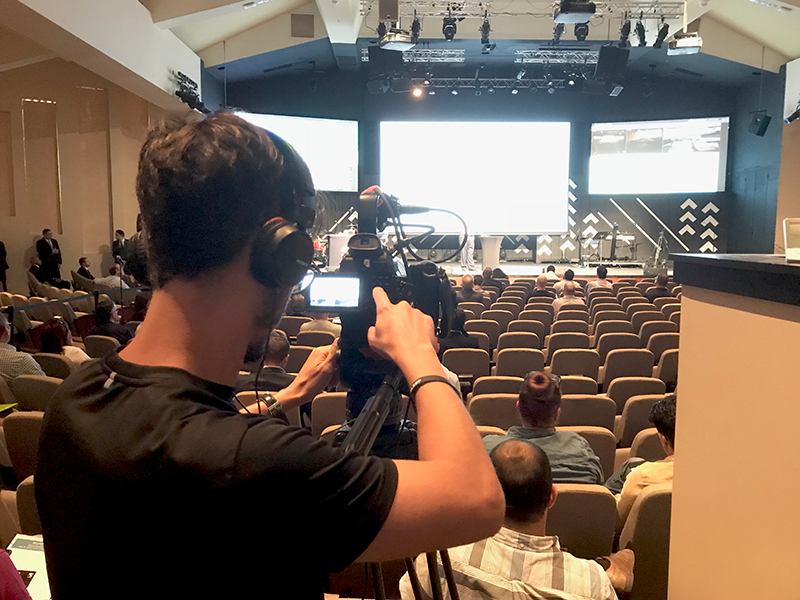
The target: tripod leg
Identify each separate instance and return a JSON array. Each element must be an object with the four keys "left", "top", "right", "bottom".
[
  {"left": 439, "top": 549, "right": 461, "bottom": 600},
  {"left": 404, "top": 557, "right": 425, "bottom": 600},
  {"left": 426, "top": 552, "right": 445, "bottom": 600},
  {"left": 370, "top": 562, "right": 386, "bottom": 600}
]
